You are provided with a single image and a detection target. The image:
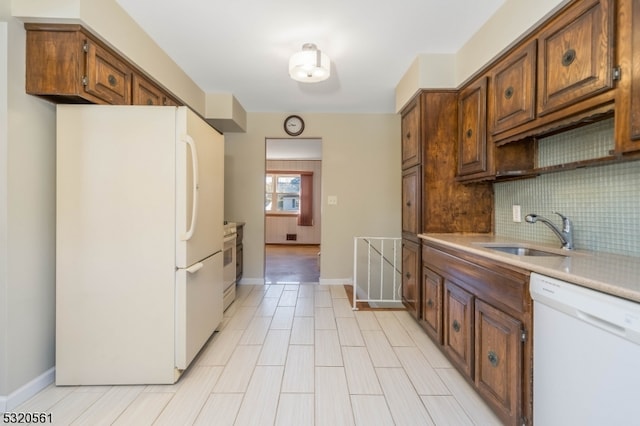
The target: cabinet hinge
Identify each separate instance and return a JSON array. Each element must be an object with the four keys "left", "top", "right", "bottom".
[
  {"left": 82, "top": 42, "right": 89, "bottom": 53},
  {"left": 81, "top": 76, "right": 88, "bottom": 86},
  {"left": 613, "top": 66, "right": 622, "bottom": 81},
  {"left": 520, "top": 329, "right": 527, "bottom": 343},
  {"left": 521, "top": 416, "right": 528, "bottom": 426}
]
